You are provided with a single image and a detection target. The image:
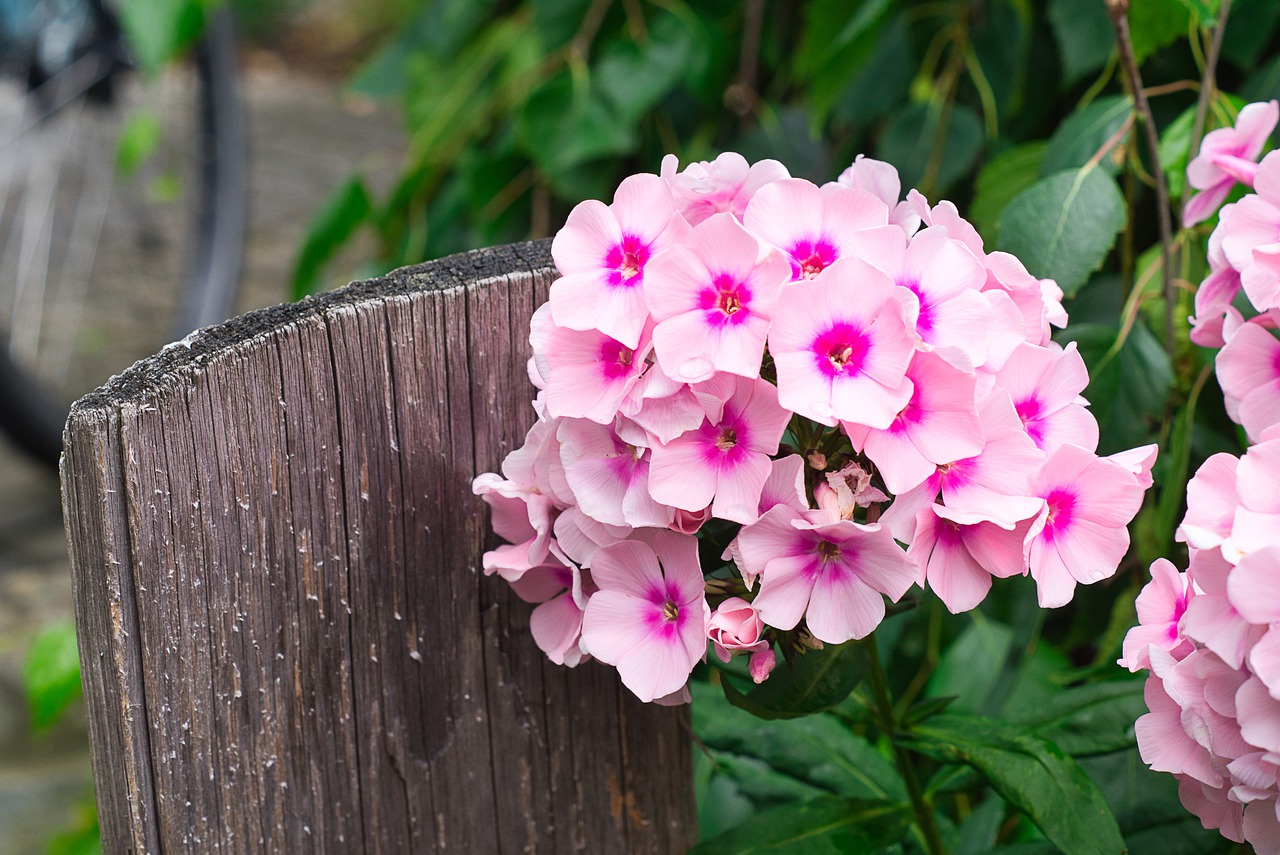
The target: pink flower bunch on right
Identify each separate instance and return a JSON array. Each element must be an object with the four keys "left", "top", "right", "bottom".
[
  {"left": 1186, "top": 101, "right": 1280, "bottom": 442},
  {"left": 1122, "top": 427, "right": 1280, "bottom": 852}
]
